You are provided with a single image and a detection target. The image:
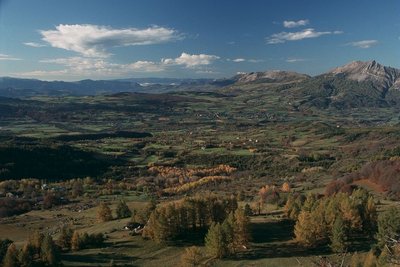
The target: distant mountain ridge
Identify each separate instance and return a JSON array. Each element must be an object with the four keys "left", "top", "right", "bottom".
[
  {"left": 233, "top": 70, "right": 310, "bottom": 84},
  {"left": 0, "top": 77, "right": 142, "bottom": 97},
  {"left": 2, "top": 60, "right": 400, "bottom": 110},
  {"left": 0, "top": 77, "right": 224, "bottom": 97}
]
